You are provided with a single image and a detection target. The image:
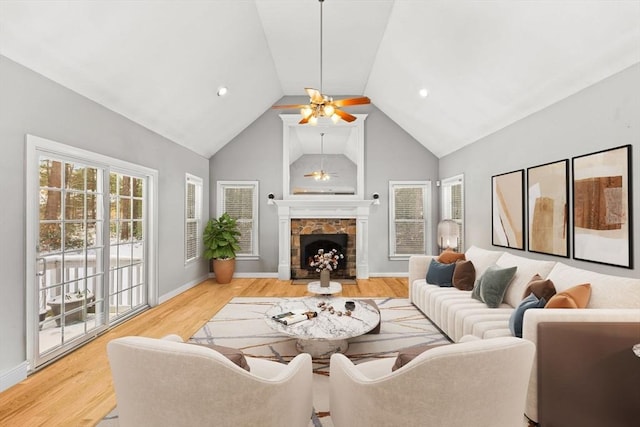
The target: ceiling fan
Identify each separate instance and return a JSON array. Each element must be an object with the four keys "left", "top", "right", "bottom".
[
  {"left": 304, "top": 133, "right": 336, "bottom": 180},
  {"left": 272, "top": 0, "right": 371, "bottom": 125}
]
